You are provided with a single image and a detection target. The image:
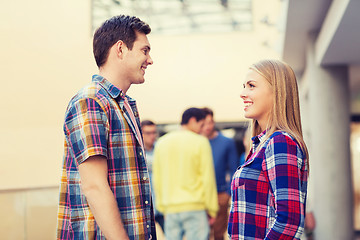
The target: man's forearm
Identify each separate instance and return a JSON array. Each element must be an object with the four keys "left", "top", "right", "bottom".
[
  {"left": 79, "top": 156, "right": 129, "bottom": 240},
  {"left": 84, "top": 185, "right": 129, "bottom": 240}
]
